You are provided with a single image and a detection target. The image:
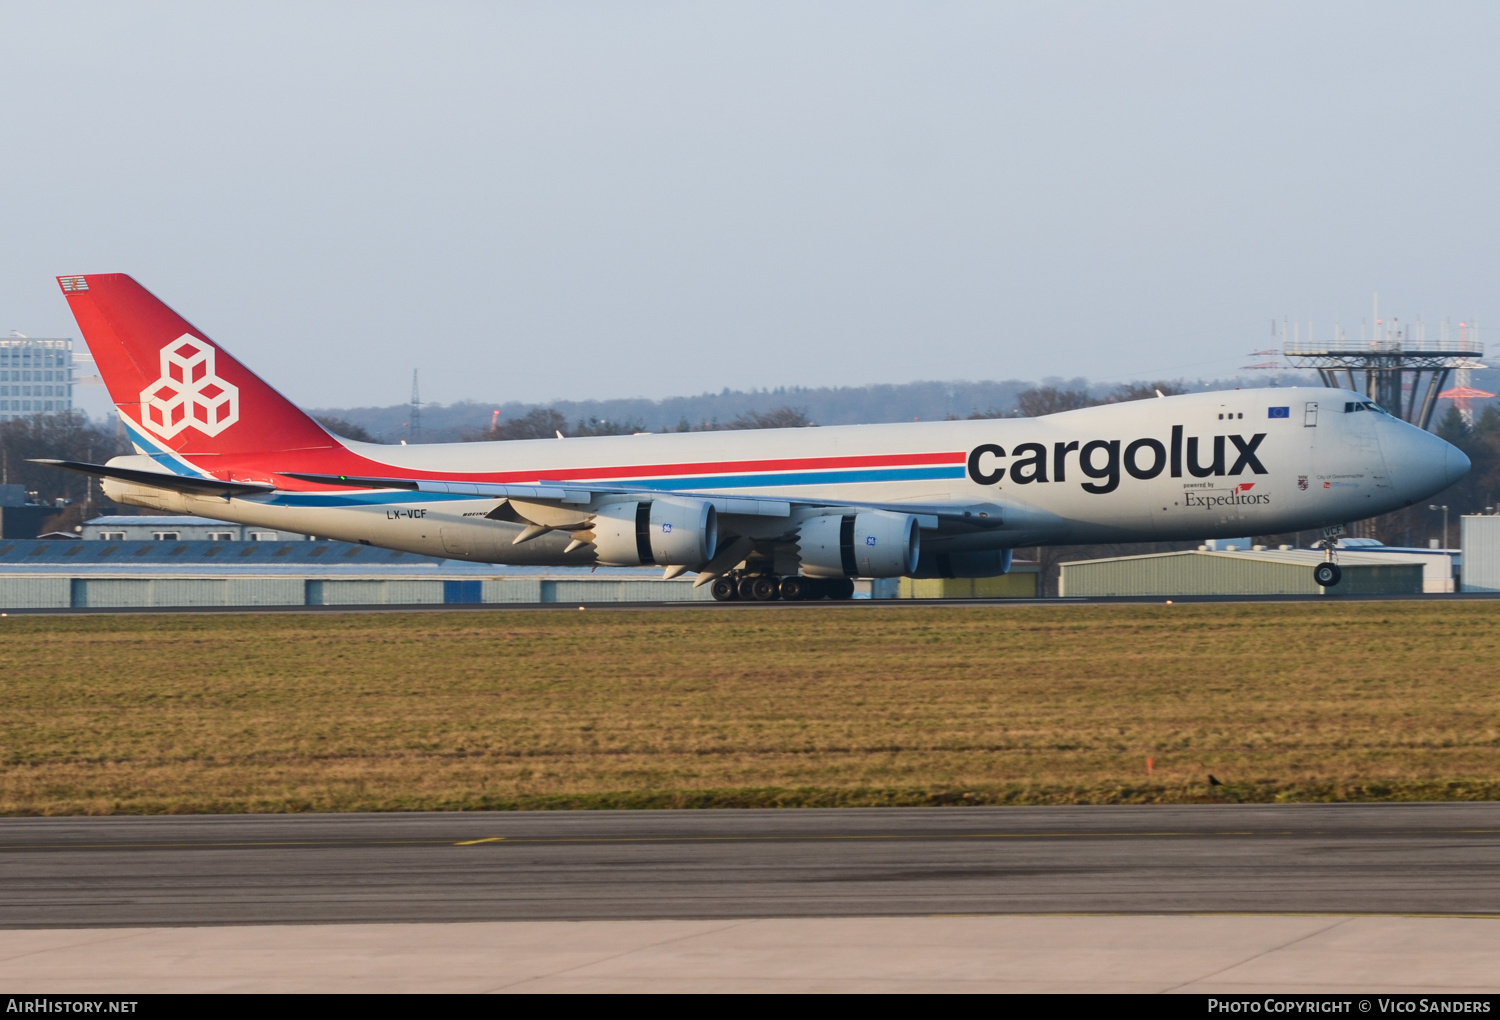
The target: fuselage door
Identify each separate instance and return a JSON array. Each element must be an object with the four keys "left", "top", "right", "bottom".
[{"left": 1303, "top": 402, "right": 1318, "bottom": 427}]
